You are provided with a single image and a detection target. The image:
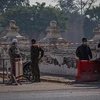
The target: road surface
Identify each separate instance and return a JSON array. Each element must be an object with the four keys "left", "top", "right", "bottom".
[{"left": 0, "top": 82, "right": 100, "bottom": 100}]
